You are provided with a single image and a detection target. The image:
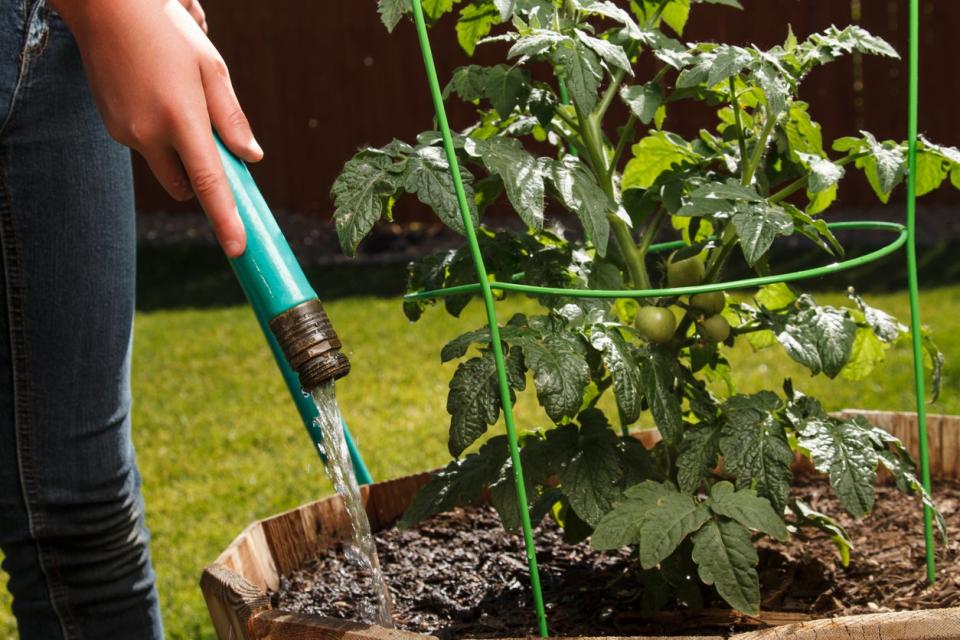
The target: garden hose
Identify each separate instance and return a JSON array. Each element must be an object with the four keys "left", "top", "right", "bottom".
[{"left": 214, "top": 135, "right": 372, "bottom": 485}]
